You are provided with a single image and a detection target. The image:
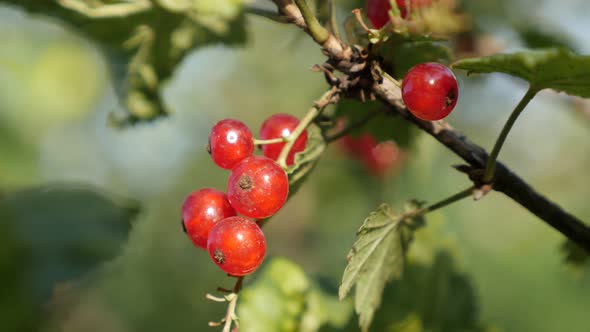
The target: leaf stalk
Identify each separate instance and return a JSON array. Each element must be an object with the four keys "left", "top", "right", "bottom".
[{"left": 483, "top": 87, "right": 538, "bottom": 183}]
